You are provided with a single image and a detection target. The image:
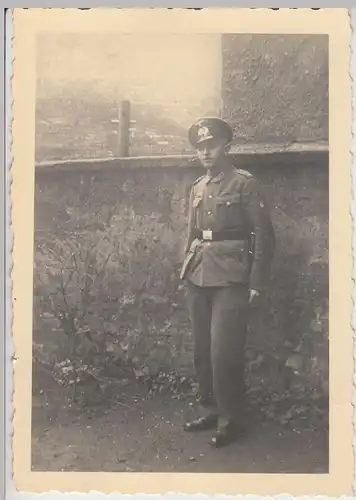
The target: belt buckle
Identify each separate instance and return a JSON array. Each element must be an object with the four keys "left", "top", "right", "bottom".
[{"left": 202, "top": 230, "right": 213, "bottom": 241}]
